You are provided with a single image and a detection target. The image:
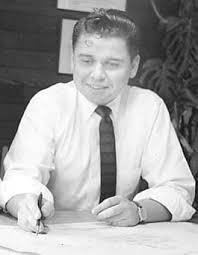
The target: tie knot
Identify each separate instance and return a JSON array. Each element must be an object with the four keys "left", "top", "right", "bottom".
[{"left": 95, "top": 105, "right": 112, "bottom": 118}]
